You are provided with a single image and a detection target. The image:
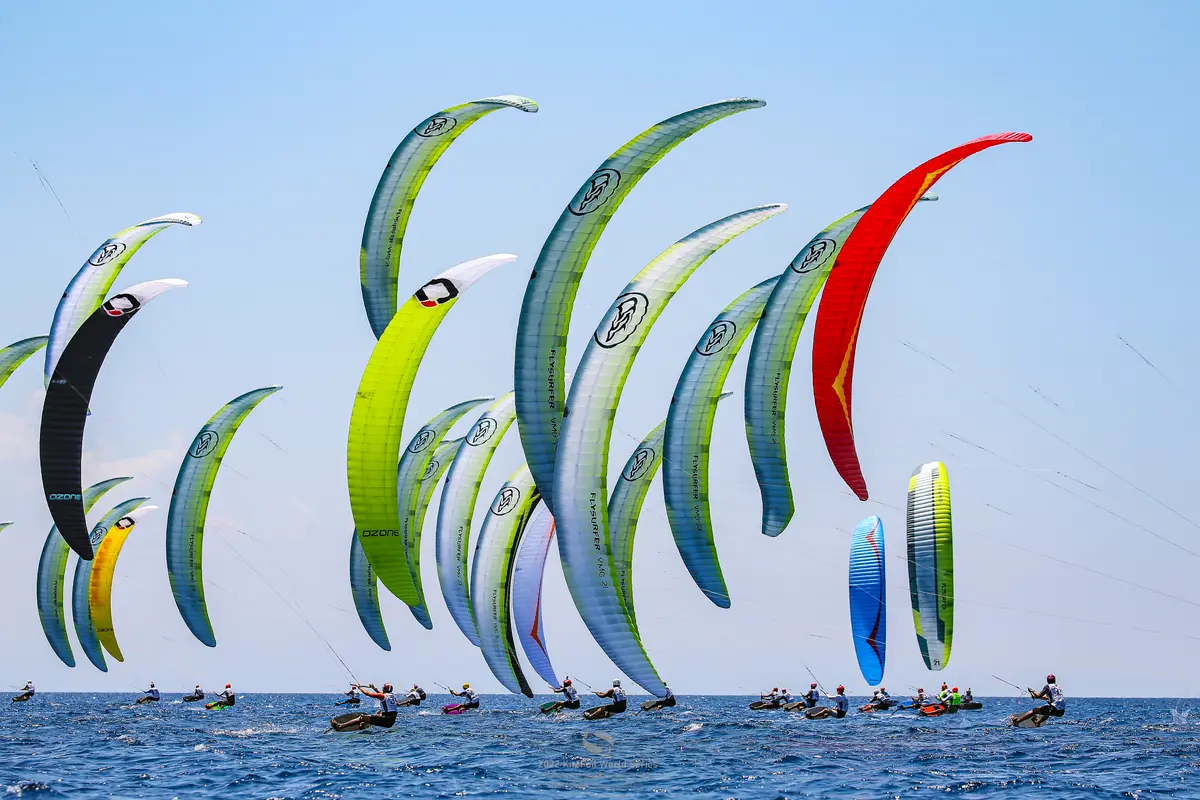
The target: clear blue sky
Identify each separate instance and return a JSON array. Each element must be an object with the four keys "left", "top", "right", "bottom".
[{"left": 1, "top": 1, "right": 1198, "bottom": 696}]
